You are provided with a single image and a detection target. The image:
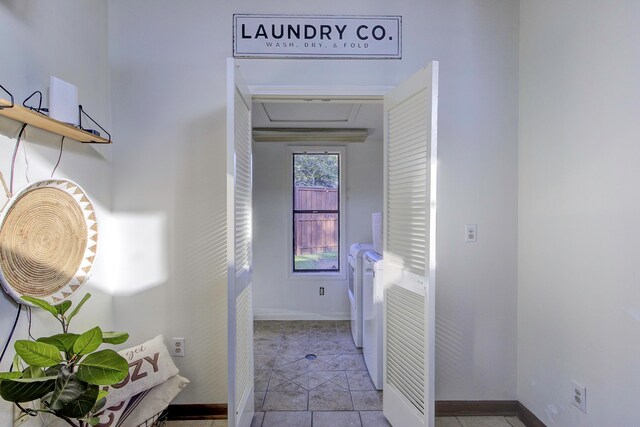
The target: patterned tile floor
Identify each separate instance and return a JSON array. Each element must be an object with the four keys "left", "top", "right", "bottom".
[
  {"left": 165, "top": 417, "right": 525, "bottom": 427},
  {"left": 250, "top": 321, "right": 527, "bottom": 427},
  {"left": 166, "top": 422, "right": 227, "bottom": 427},
  {"left": 253, "top": 320, "right": 378, "bottom": 416}
]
